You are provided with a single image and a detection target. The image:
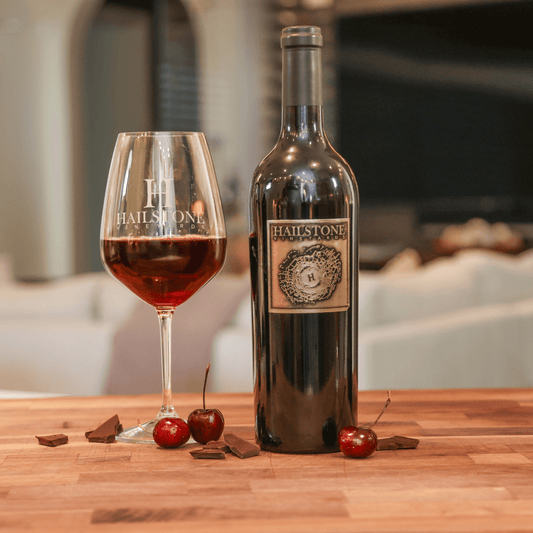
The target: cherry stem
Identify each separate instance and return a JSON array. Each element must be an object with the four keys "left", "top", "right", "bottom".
[
  {"left": 136, "top": 419, "right": 153, "bottom": 435},
  {"left": 202, "top": 364, "right": 210, "bottom": 411},
  {"left": 369, "top": 391, "right": 391, "bottom": 428}
]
